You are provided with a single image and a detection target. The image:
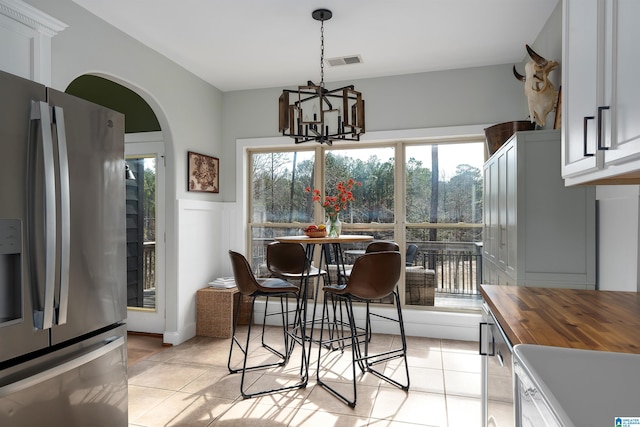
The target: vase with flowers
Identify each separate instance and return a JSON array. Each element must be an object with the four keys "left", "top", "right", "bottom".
[
  {"left": 306, "top": 179, "right": 361, "bottom": 238},
  {"left": 325, "top": 212, "right": 341, "bottom": 238}
]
